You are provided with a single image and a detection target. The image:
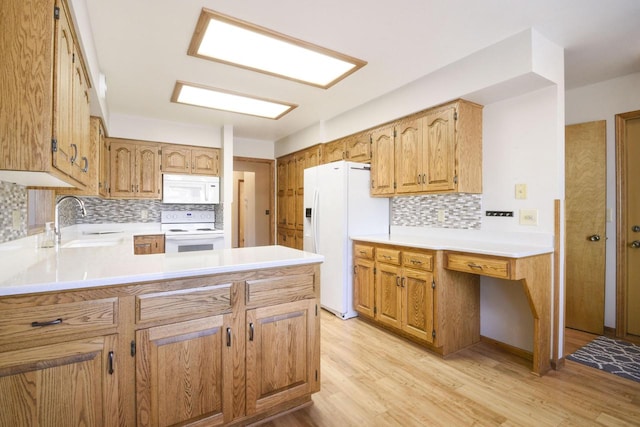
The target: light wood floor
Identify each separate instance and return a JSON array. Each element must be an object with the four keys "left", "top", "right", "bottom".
[{"left": 263, "top": 311, "right": 640, "bottom": 426}]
